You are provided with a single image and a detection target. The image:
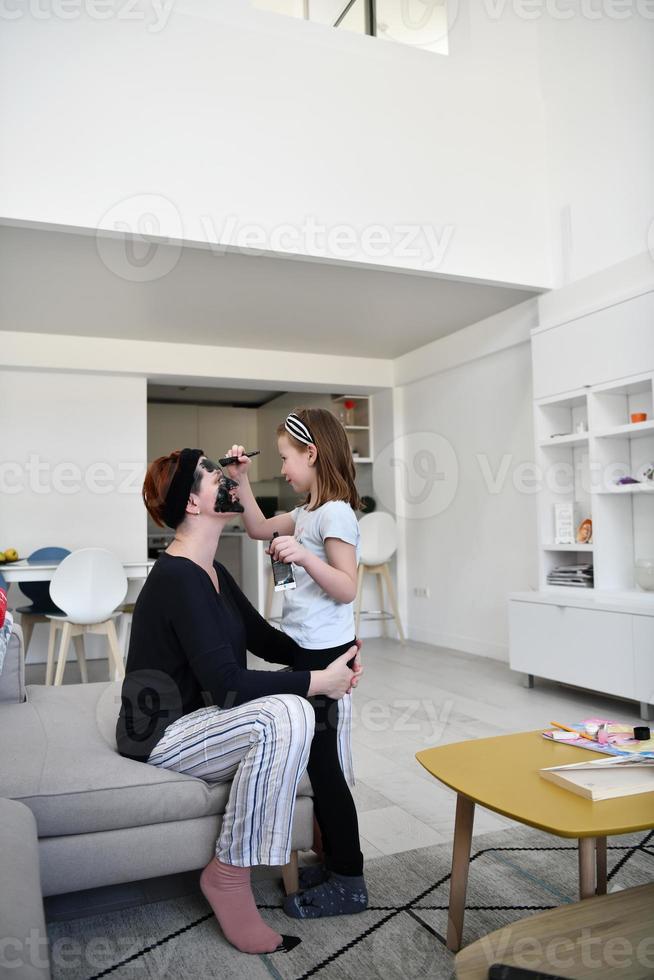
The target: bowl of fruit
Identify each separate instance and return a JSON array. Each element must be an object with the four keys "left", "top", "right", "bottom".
[{"left": 0, "top": 549, "right": 20, "bottom": 564}]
